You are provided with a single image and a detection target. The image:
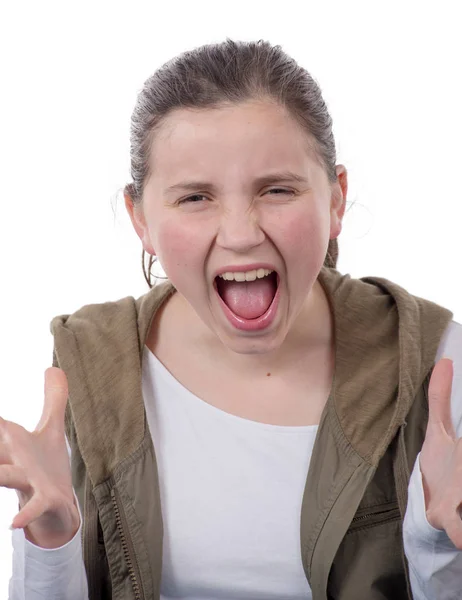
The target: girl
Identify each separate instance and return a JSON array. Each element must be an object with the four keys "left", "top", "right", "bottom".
[{"left": 4, "top": 38, "right": 462, "bottom": 600}]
